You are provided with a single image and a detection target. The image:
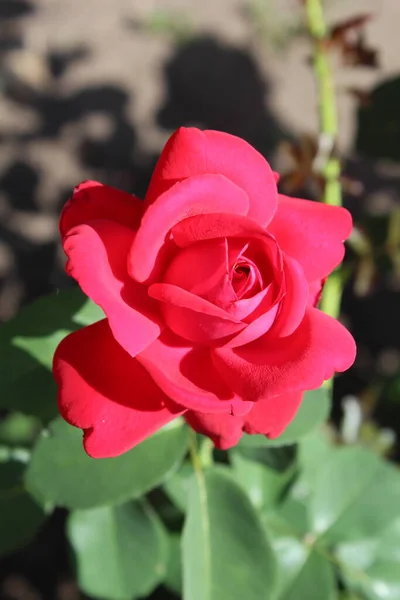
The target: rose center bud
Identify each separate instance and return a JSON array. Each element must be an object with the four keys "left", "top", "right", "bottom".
[
  {"left": 149, "top": 236, "right": 284, "bottom": 345},
  {"left": 231, "top": 257, "right": 262, "bottom": 299}
]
